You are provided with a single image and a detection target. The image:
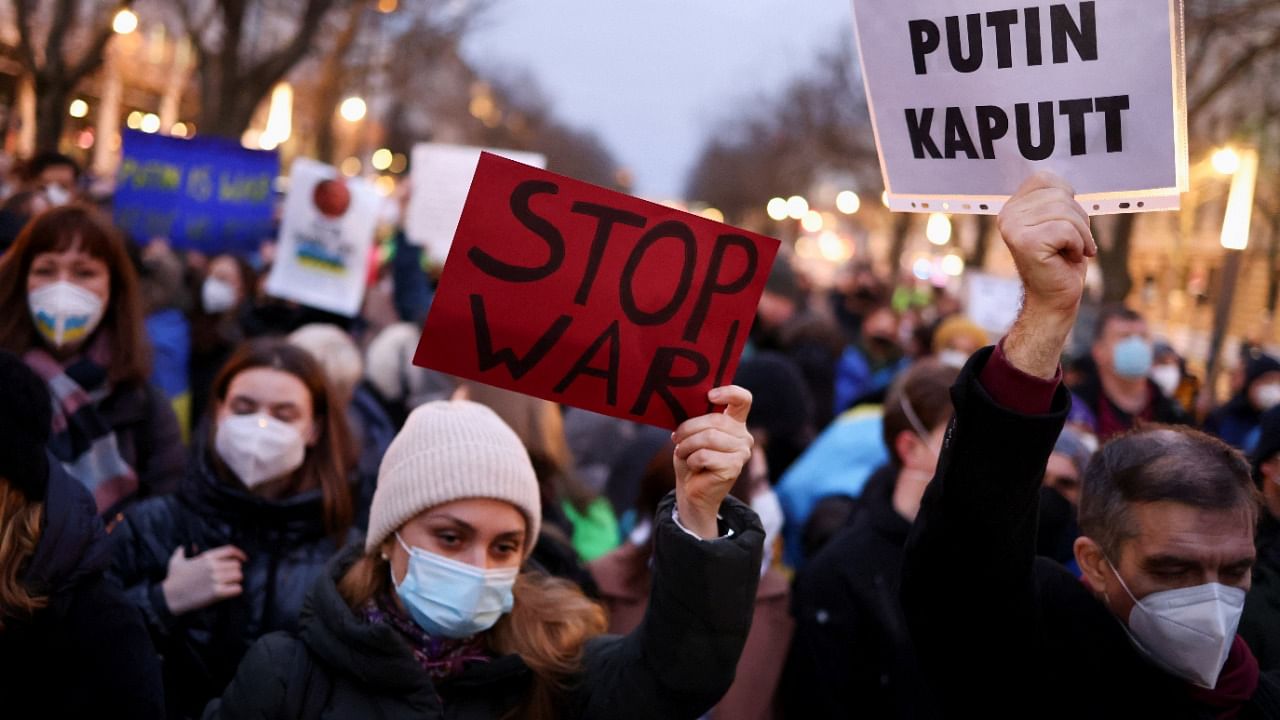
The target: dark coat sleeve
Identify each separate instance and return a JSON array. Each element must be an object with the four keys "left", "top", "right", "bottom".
[
  {"left": 201, "top": 633, "right": 302, "bottom": 720},
  {"left": 66, "top": 575, "right": 167, "bottom": 720},
  {"left": 107, "top": 500, "right": 183, "bottom": 639},
  {"left": 899, "top": 347, "right": 1070, "bottom": 711},
  {"left": 783, "top": 540, "right": 883, "bottom": 717},
  {"left": 570, "top": 492, "right": 764, "bottom": 719}
]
